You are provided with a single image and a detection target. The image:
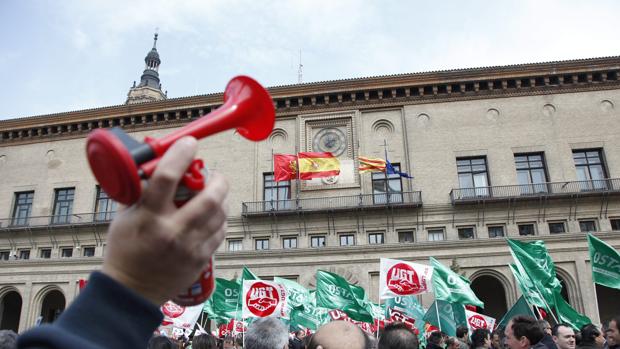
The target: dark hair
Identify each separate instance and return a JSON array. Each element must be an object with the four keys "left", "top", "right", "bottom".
[
  {"left": 510, "top": 315, "right": 543, "bottom": 345},
  {"left": 378, "top": 322, "right": 419, "bottom": 349},
  {"left": 457, "top": 326, "right": 469, "bottom": 339},
  {"left": 470, "top": 329, "right": 490, "bottom": 349},
  {"left": 148, "top": 335, "right": 179, "bottom": 349},
  {"left": 551, "top": 324, "right": 573, "bottom": 337},
  {"left": 429, "top": 332, "right": 444, "bottom": 345},
  {"left": 192, "top": 334, "right": 217, "bottom": 349},
  {"left": 447, "top": 337, "right": 458, "bottom": 347},
  {"left": 609, "top": 316, "right": 620, "bottom": 332},
  {"left": 580, "top": 324, "right": 601, "bottom": 345}
]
